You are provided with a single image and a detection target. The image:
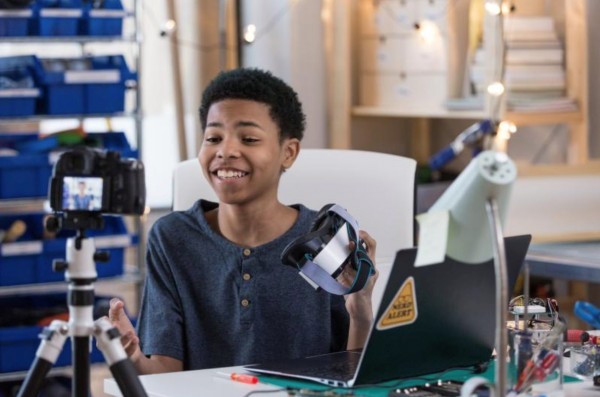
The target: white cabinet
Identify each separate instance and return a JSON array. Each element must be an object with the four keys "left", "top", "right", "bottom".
[{"left": 328, "top": 0, "right": 592, "bottom": 174}]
